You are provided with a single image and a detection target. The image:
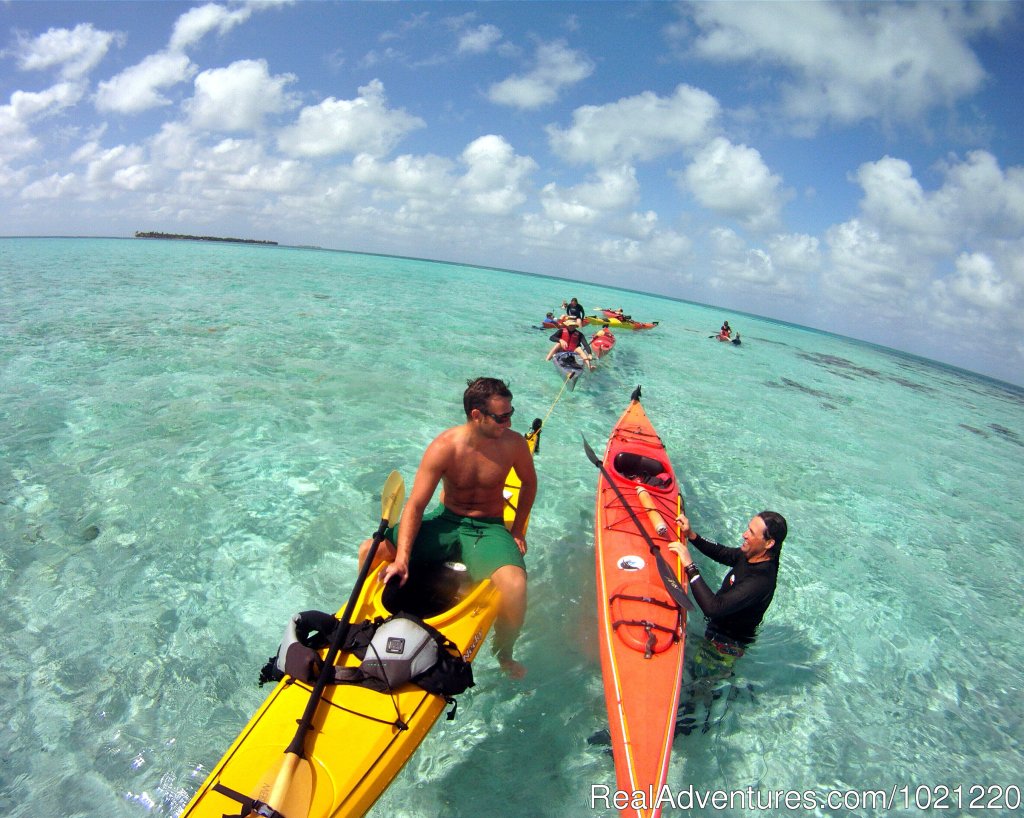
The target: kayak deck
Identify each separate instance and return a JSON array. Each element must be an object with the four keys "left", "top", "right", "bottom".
[{"left": 180, "top": 565, "right": 500, "bottom": 818}]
